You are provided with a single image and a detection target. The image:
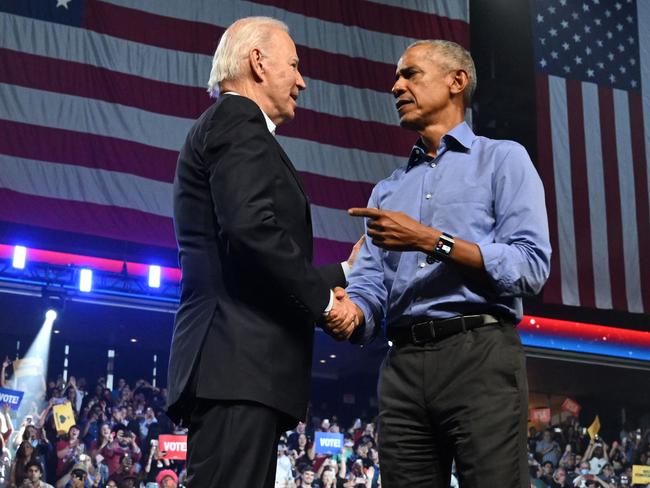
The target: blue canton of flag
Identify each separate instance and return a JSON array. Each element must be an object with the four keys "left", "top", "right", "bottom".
[
  {"left": 0, "top": 0, "right": 84, "bottom": 27},
  {"left": 532, "top": 0, "right": 641, "bottom": 90}
]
